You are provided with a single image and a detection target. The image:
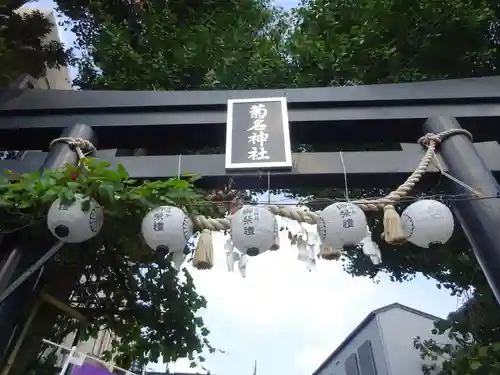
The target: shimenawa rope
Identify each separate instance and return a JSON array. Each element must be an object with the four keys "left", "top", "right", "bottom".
[
  {"left": 47, "top": 132, "right": 473, "bottom": 245},
  {"left": 192, "top": 129, "right": 473, "bottom": 232},
  {"left": 50, "top": 137, "right": 96, "bottom": 163}
]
